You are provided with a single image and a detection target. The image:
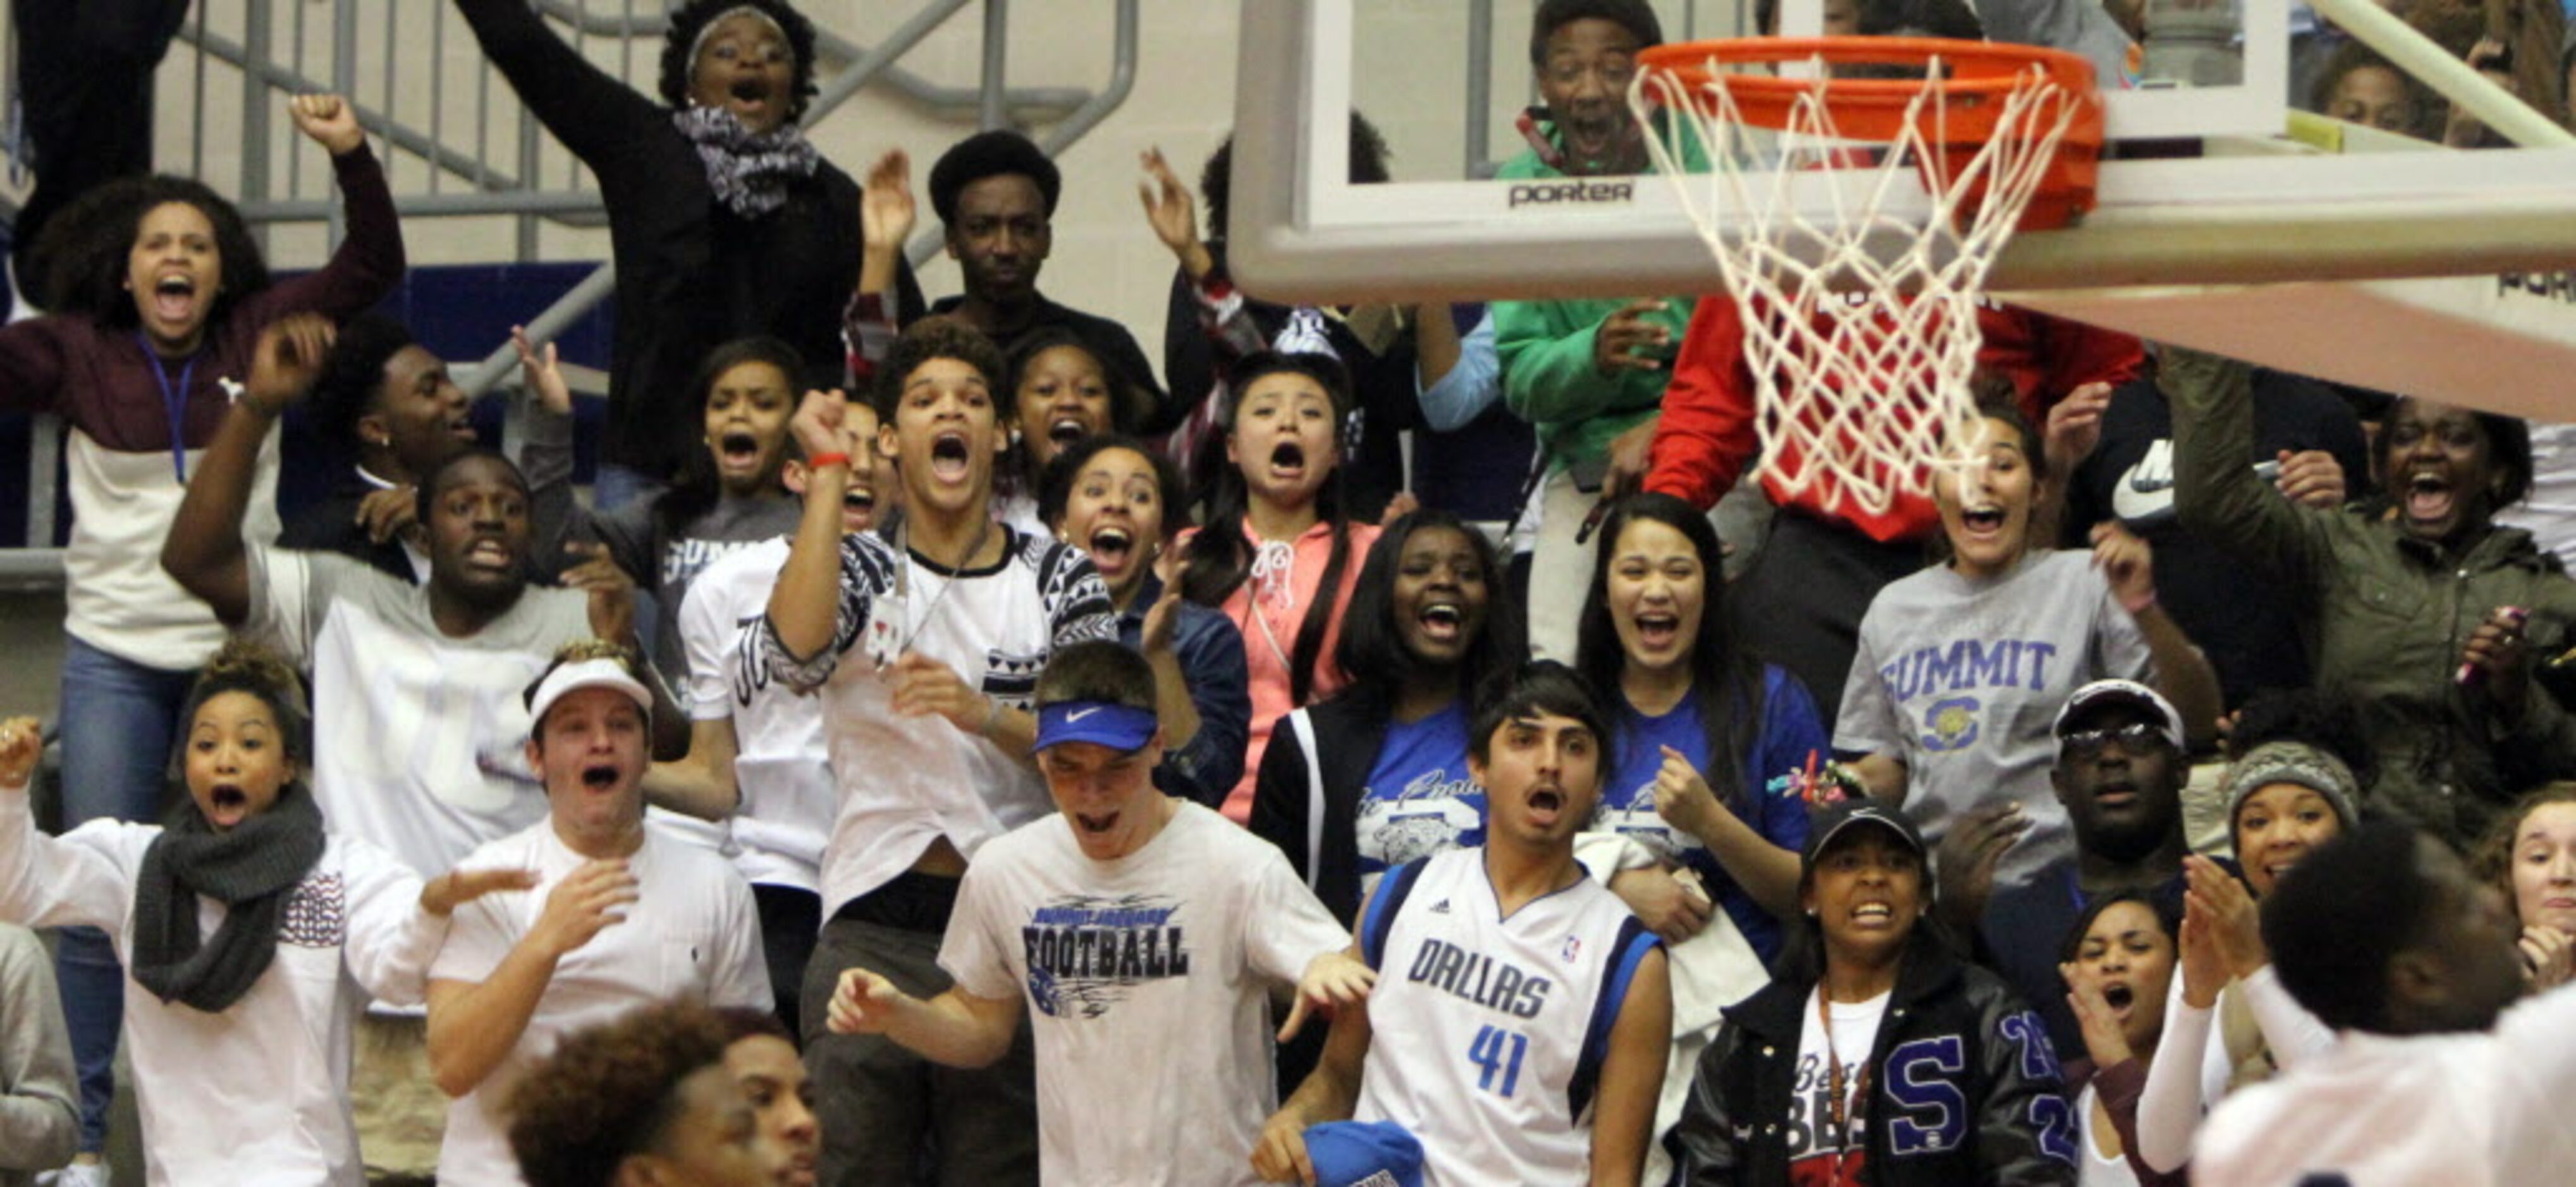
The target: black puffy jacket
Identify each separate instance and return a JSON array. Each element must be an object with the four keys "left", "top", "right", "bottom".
[{"left": 1667, "top": 941, "right": 2078, "bottom": 1186}]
